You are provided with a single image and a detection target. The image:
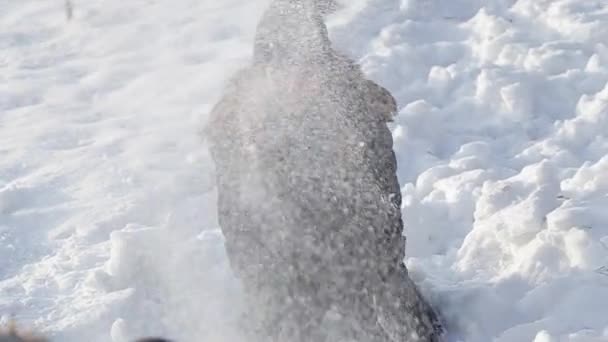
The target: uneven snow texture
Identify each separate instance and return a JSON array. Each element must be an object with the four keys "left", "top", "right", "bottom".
[{"left": 1, "top": 0, "right": 608, "bottom": 341}]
